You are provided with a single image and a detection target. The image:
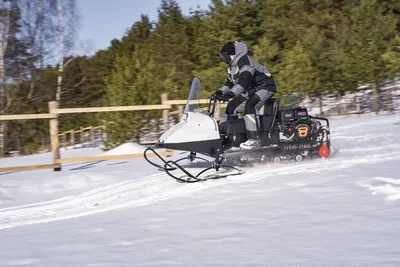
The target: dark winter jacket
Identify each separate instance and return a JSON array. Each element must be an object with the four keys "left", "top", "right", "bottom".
[{"left": 217, "top": 42, "right": 276, "bottom": 97}]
